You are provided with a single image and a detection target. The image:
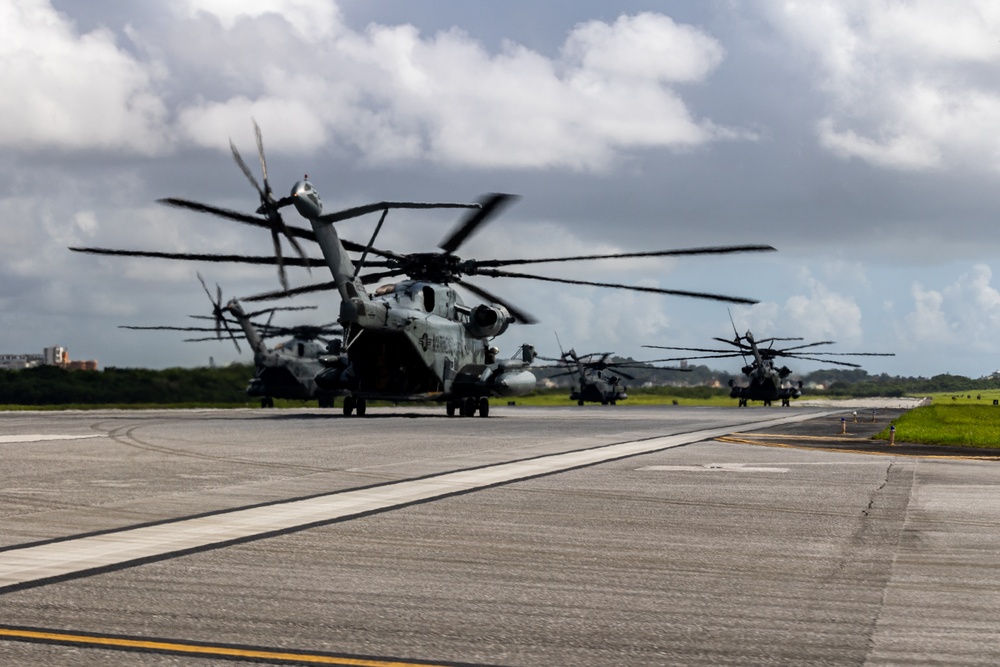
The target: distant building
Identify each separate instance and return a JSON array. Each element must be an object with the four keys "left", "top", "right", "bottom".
[
  {"left": 0, "top": 346, "right": 97, "bottom": 371},
  {"left": 0, "top": 353, "right": 42, "bottom": 370},
  {"left": 44, "top": 346, "right": 68, "bottom": 366}
]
